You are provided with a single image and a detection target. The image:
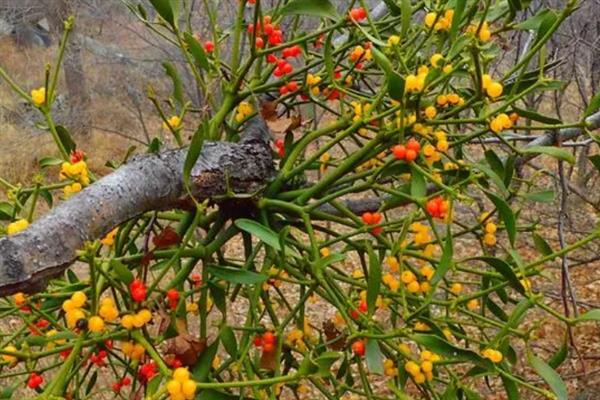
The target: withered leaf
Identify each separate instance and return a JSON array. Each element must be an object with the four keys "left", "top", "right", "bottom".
[
  {"left": 323, "top": 320, "right": 347, "bottom": 350},
  {"left": 165, "top": 334, "right": 207, "bottom": 367}
]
